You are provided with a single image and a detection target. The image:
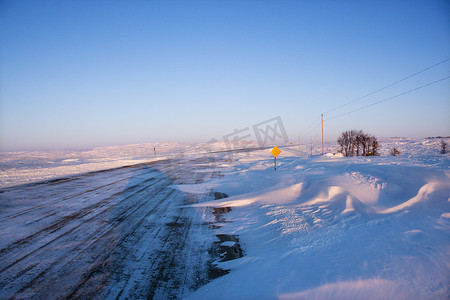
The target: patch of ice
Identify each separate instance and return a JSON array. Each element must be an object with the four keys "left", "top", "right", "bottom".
[{"left": 220, "top": 241, "right": 236, "bottom": 247}]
